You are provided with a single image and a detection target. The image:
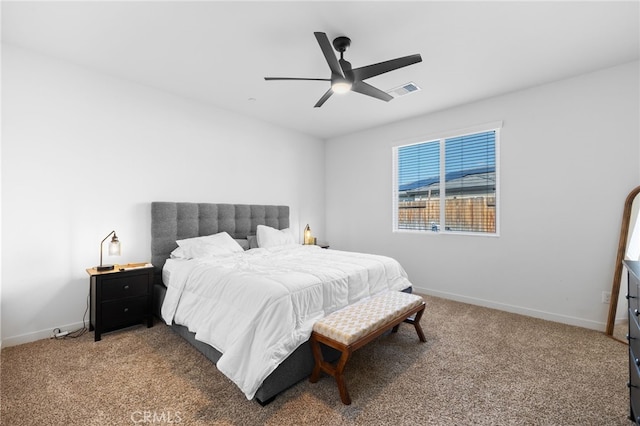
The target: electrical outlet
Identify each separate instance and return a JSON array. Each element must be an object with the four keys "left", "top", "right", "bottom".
[{"left": 602, "top": 291, "right": 611, "bottom": 304}]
